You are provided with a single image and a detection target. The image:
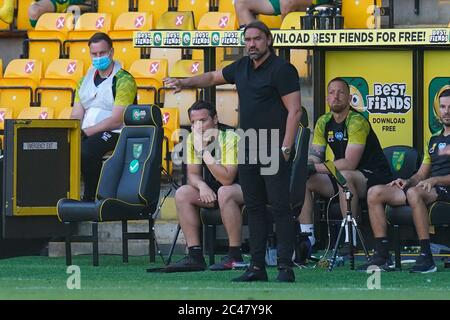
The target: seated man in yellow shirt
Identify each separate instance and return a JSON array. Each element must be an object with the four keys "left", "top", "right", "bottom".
[{"left": 165, "top": 100, "right": 245, "bottom": 272}]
